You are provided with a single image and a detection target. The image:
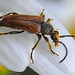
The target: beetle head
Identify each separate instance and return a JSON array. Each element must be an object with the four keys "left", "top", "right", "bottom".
[{"left": 51, "top": 31, "right": 59, "bottom": 47}]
